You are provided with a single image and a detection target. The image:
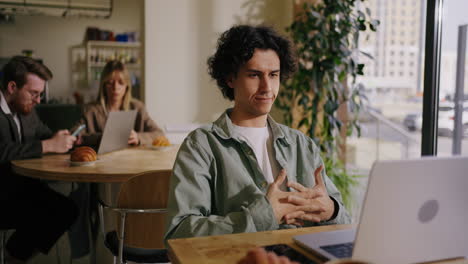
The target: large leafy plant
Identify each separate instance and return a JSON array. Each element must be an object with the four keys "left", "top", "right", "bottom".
[{"left": 276, "top": 0, "right": 379, "bottom": 209}]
